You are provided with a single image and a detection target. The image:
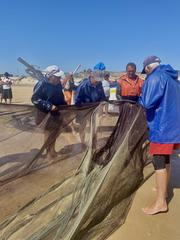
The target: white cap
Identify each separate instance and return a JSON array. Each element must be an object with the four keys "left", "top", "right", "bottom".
[
  {"left": 43, "top": 65, "right": 65, "bottom": 78},
  {"left": 58, "top": 70, "right": 65, "bottom": 79}
]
